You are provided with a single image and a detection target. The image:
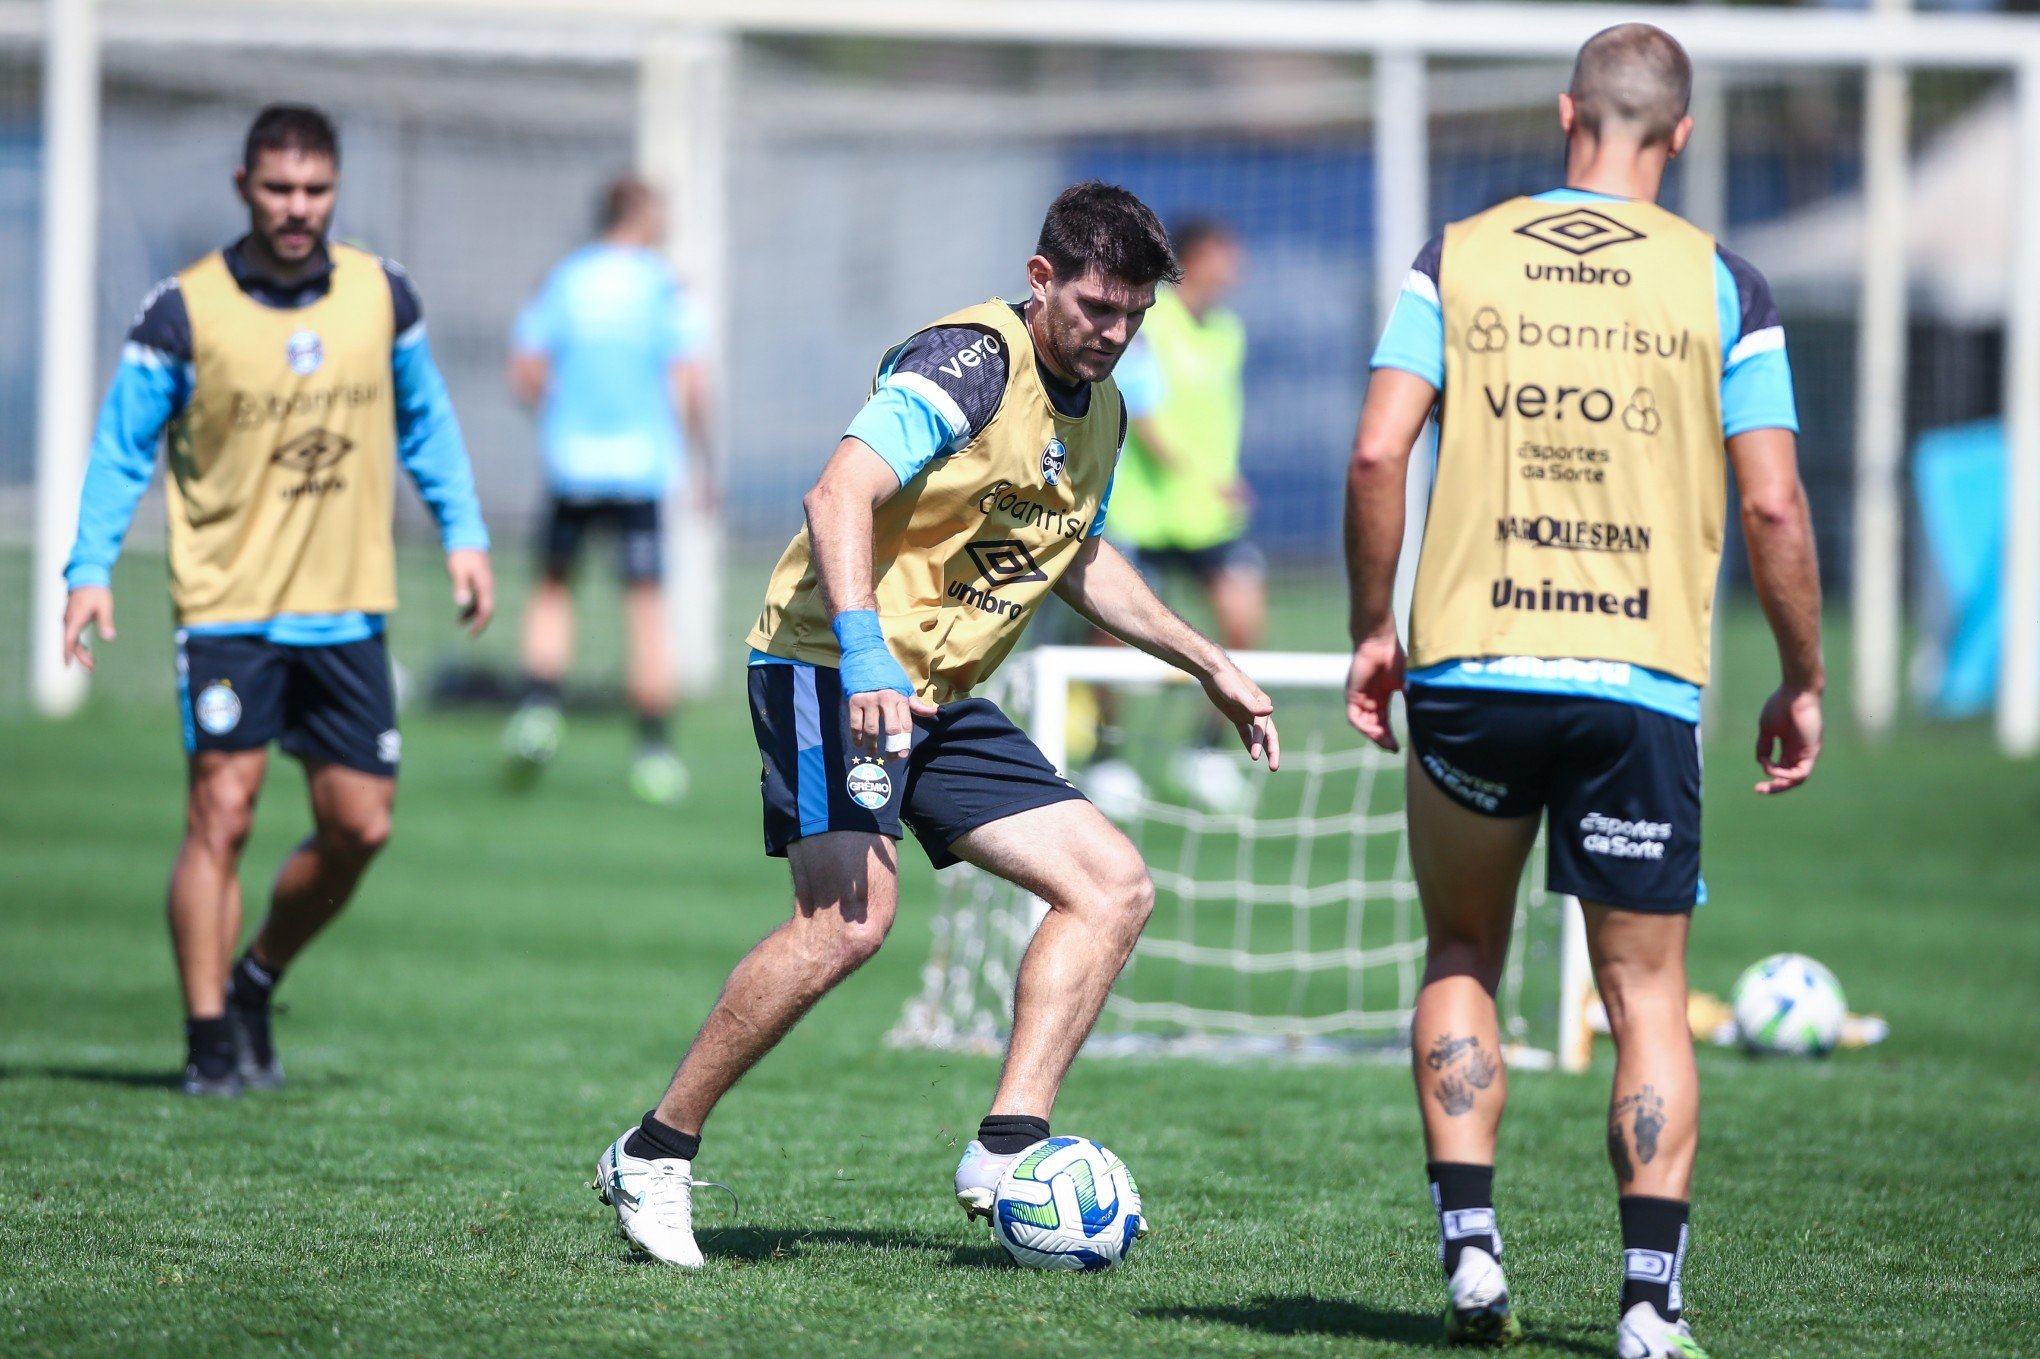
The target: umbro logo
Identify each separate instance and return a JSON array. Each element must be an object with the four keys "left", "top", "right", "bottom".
[
  {"left": 1515, "top": 208, "right": 1645, "bottom": 257},
  {"left": 271, "top": 428, "right": 354, "bottom": 473},
  {"left": 965, "top": 539, "right": 1047, "bottom": 587}
]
